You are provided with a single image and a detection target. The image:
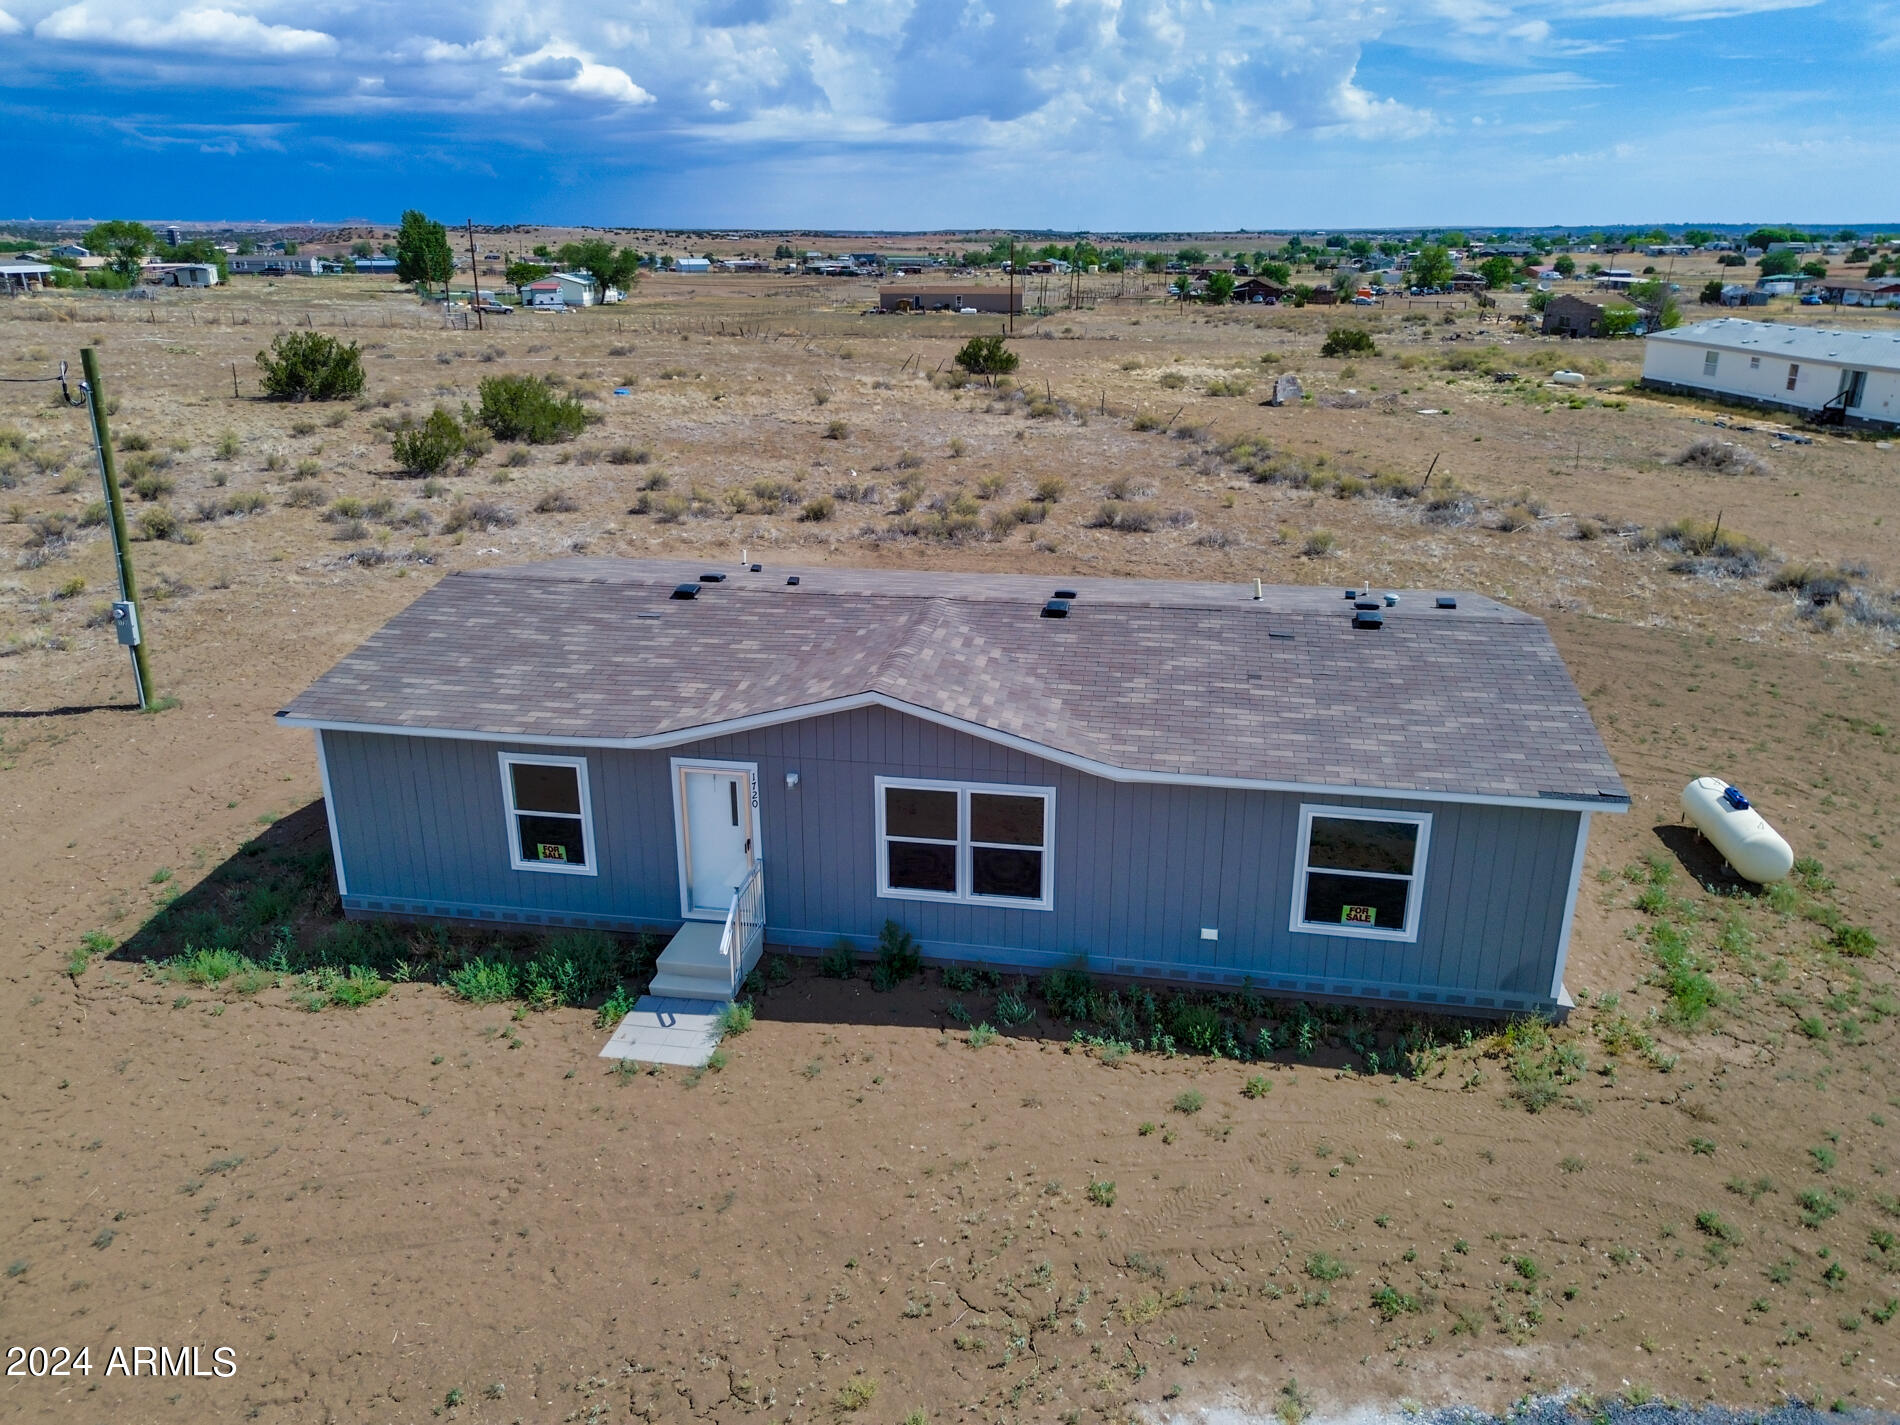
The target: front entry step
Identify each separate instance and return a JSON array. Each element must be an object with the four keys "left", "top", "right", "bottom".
[{"left": 648, "top": 920, "right": 735, "bottom": 1003}]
